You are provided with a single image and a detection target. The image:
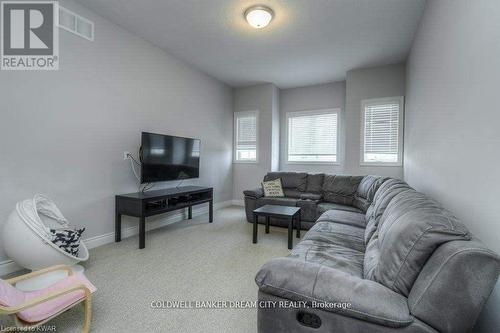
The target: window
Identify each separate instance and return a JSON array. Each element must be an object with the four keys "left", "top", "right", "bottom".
[
  {"left": 286, "top": 109, "right": 339, "bottom": 163},
  {"left": 234, "top": 111, "right": 258, "bottom": 162},
  {"left": 361, "top": 97, "right": 404, "bottom": 165}
]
